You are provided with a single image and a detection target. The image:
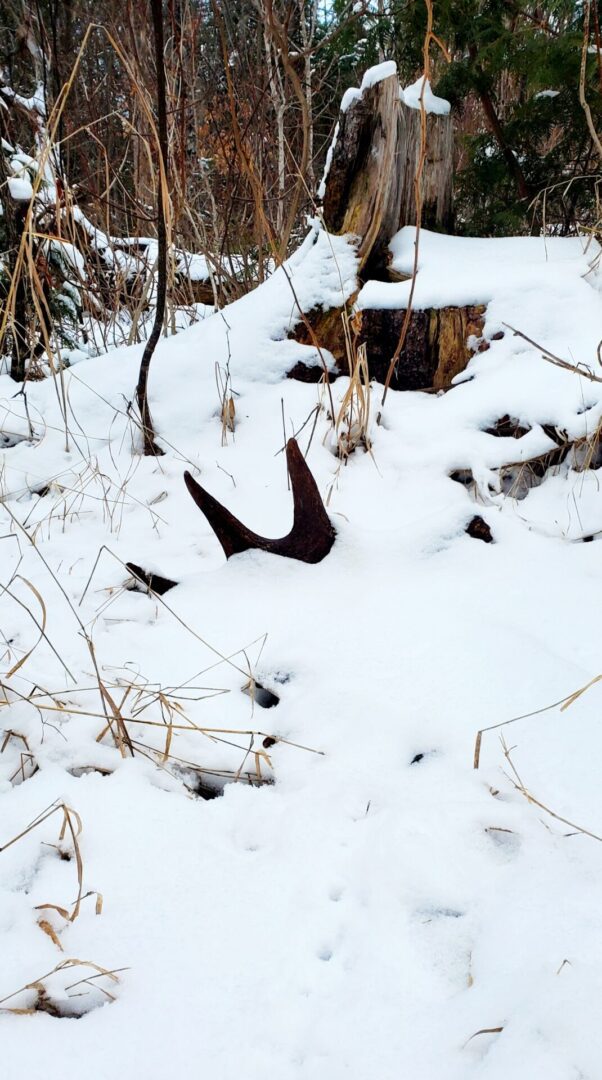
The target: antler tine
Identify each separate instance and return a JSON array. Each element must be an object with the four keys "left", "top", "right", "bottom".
[{"left": 183, "top": 438, "right": 335, "bottom": 564}]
